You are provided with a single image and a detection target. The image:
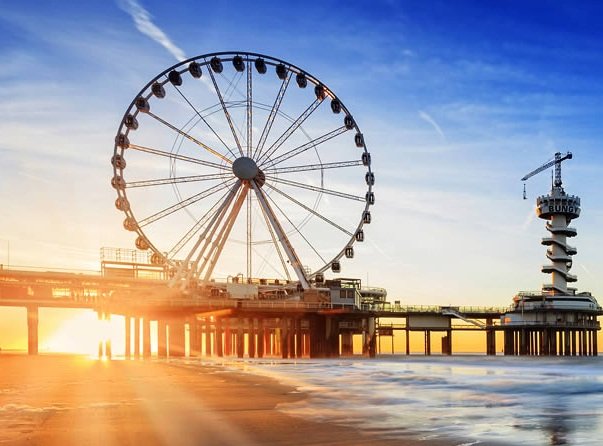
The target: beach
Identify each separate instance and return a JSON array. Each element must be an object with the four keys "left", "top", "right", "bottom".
[{"left": 0, "top": 355, "right": 450, "bottom": 446}]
